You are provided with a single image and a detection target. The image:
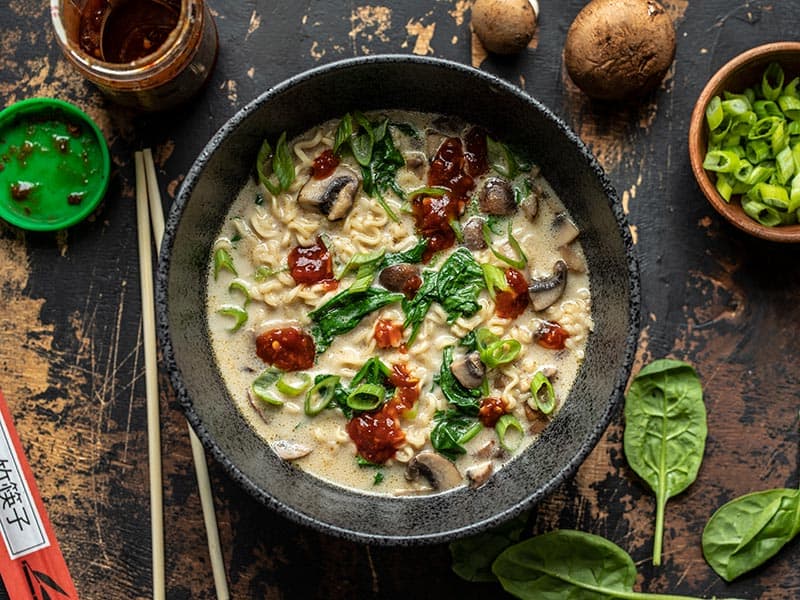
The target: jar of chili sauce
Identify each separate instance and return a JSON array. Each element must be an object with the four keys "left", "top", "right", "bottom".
[{"left": 50, "top": 0, "right": 218, "bottom": 111}]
